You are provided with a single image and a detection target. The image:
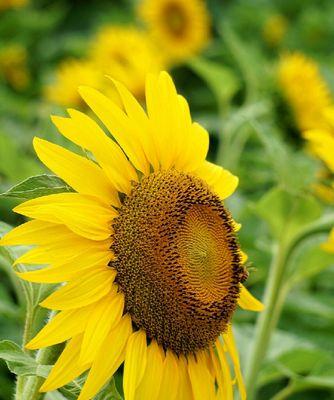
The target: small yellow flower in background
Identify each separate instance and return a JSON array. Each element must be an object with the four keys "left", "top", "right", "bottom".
[
  {"left": 262, "top": 14, "right": 288, "bottom": 47},
  {"left": 90, "top": 26, "right": 164, "bottom": 101},
  {"left": 1, "top": 71, "right": 263, "bottom": 399},
  {"left": 305, "top": 108, "right": 334, "bottom": 250},
  {"left": 0, "top": 44, "right": 30, "bottom": 90},
  {"left": 278, "top": 52, "right": 332, "bottom": 132},
  {"left": 138, "top": 0, "right": 210, "bottom": 64},
  {"left": 0, "top": 0, "right": 27, "bottom": 11},
  {"left": 44, "top": 59, "right": 103, "bottom": 107}
]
